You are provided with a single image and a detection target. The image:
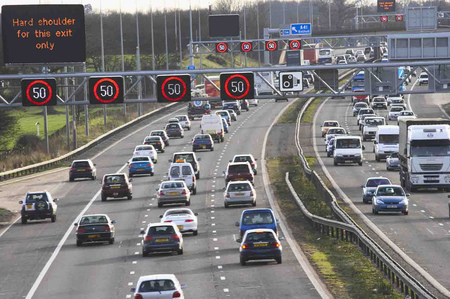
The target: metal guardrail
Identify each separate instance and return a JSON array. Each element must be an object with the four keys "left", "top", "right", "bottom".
[
  {"left": 288, "top": 97, "right": 436, "bottom": 299},
  {"left": 0, "top": 102, "right": 178, "bottom": 182}
]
